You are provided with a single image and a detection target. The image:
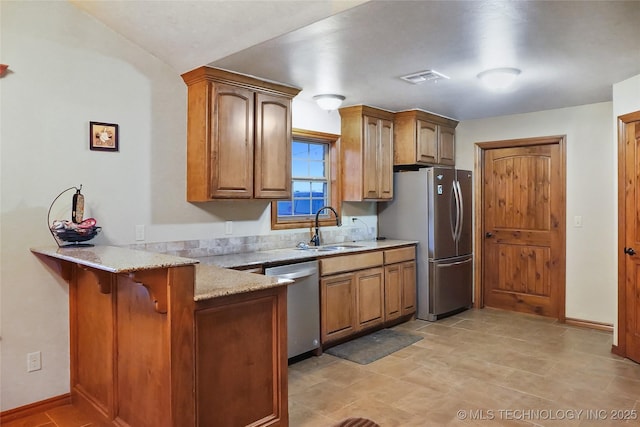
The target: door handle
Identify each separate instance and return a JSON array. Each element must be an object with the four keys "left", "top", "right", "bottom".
[
  {"left": 485, "top": 232, "right": 494, "bottom": 238},
  {"left": 624, "top": 247, "right": 636, "bottom": 256}
]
